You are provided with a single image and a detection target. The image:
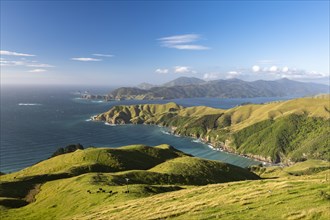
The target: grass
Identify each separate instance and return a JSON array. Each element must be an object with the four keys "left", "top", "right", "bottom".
[
  {"left": 72, "top": 166, "right": 330, "bottom": 220},
  {"left": 1, "top": 144, "right": 188, "bottom": 181},
  {"left": 232, "top": 114, "right": 330, "bottom": 162},
  {"left": 0, "top": 144, "right": 261, "bottom": 220},
  {"left": 0, "top": 146, "right": 329, "bottom": 219}
]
